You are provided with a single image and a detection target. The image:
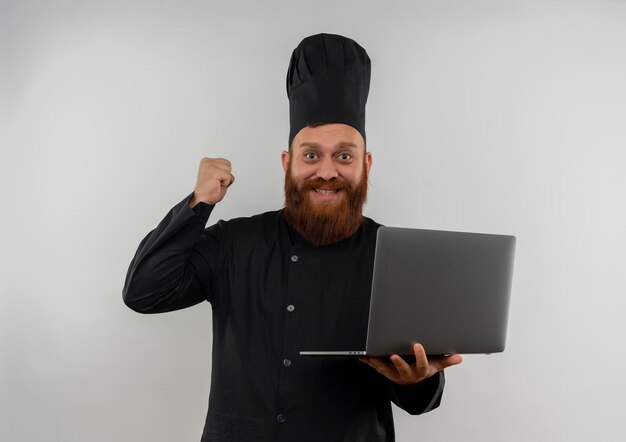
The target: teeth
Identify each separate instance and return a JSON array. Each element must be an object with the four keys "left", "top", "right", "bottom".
[{"left": 315, "top": 189, "right": 338, "bottom": 195}]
